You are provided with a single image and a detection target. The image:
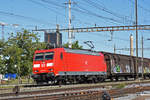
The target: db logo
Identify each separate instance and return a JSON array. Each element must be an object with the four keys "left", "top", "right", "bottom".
[
  {"left": 42, "top": 63, "right": 45, "bottom": 67},
  {"left": 85, "top": 61, "right": 88, "bottom": 65}
]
